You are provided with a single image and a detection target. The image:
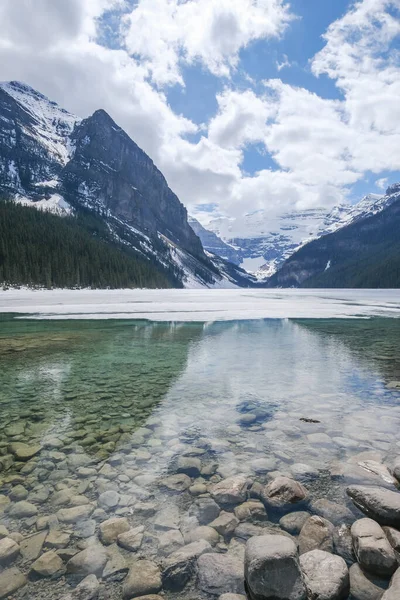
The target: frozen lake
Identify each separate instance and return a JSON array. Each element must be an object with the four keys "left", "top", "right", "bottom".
[{"left": 0, "top": 288, "right": 400, "bottom": 320}]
